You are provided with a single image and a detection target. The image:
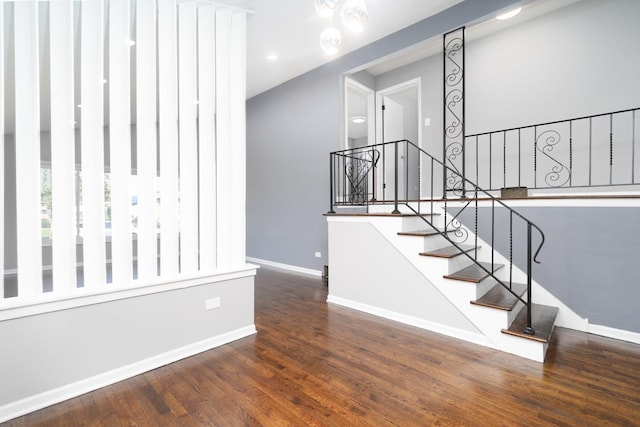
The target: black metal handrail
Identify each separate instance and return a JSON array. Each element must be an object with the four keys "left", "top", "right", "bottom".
[
  {"left": 329, "top": 140, "right": 545, "bottom": 335},
  {"left": 464, "top": 107, "right": 639, "bottom": 191}
]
